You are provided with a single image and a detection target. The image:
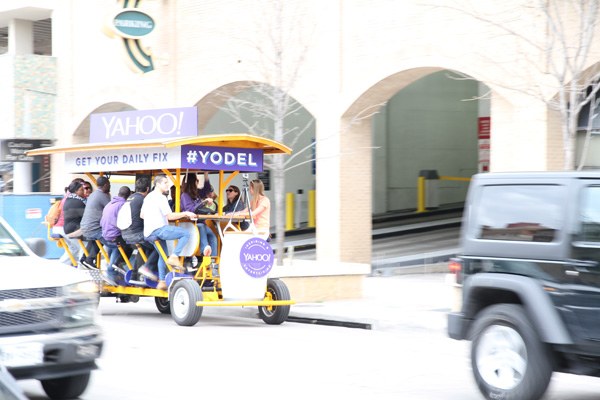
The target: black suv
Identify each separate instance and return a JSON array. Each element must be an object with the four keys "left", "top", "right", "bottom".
[{"left": 448, "top": 172, "right": 600, "bottom": 400}]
